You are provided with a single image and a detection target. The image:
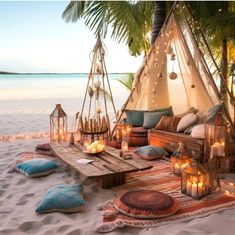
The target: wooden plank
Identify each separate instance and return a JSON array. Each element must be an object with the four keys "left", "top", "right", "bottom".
[
  {"left": 73, "top": 143, "right": 137, "bottom": 173},
  {"left": 105, "top": 146, "right": 152, "bottom": 171},
  {"left": 51, "top": 143, "right": 112, "bottom": 178},
  {"left": 68, "top": 144, "right": 119, "bottom": 173}
]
